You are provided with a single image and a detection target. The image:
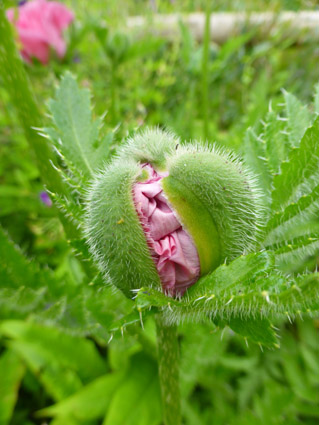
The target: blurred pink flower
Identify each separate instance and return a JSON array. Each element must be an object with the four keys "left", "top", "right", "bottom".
[
  {"left": 134, "top": 164, "right": 200, "bottom": 297},
  {"left": 6, "top": 0, "right": 74, "bottom": 65}
]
